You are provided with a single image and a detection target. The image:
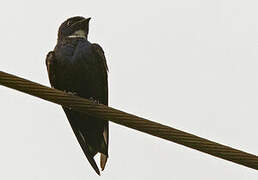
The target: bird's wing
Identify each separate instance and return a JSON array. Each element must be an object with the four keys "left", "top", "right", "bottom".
[
  {"left": 45, "top": 50, "right": 101, "bottom": 175},
  {"left": 46, "top": 51, "right": 58, "bottom": 87},
  {"left": 92, "top": 43, "right": 108, "bottom": 104},
  {"left": 92, "top": 43, "right": 109, "bottom": 170}
]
